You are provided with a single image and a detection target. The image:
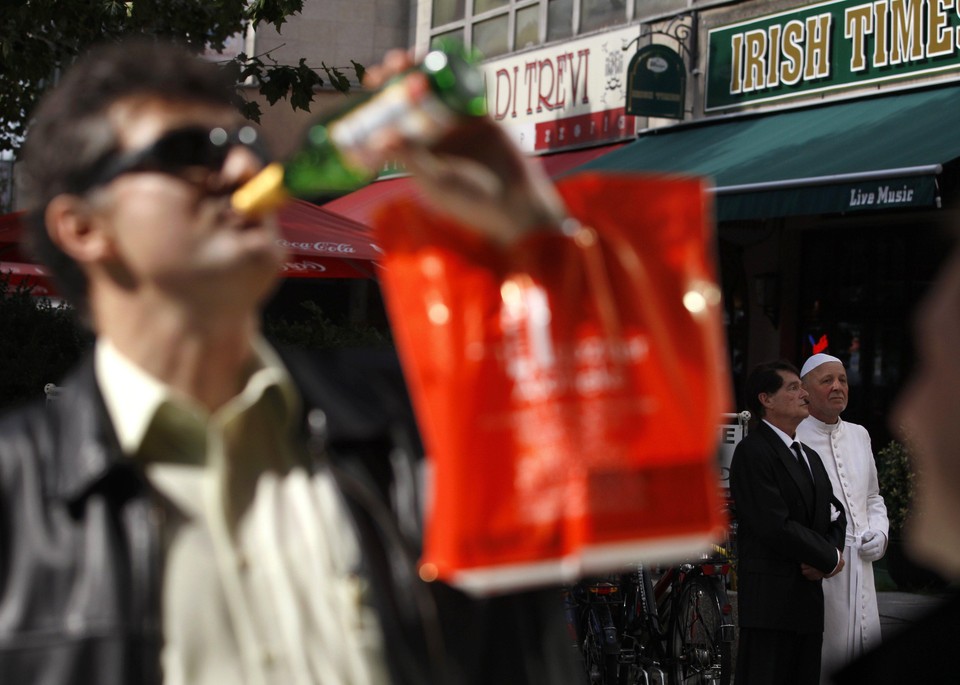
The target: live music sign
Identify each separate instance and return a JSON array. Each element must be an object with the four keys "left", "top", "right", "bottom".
[{"left": 480, "top": 27, "right": 640, "bottom": 153}]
